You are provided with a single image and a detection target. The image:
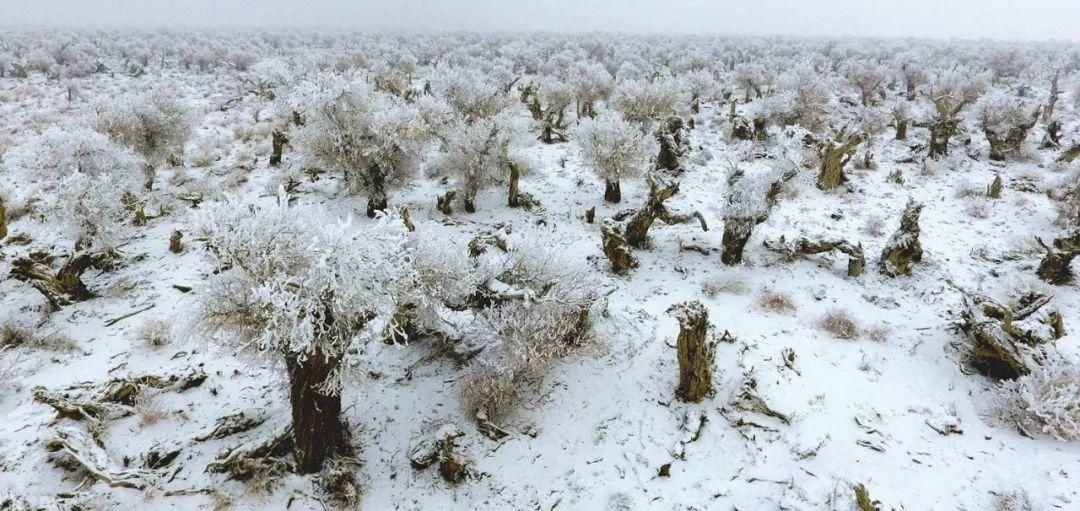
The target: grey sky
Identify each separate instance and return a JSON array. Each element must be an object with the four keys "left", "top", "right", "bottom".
[{"left": 1, "top": 0, "right": 1077, "bottom": 41}]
